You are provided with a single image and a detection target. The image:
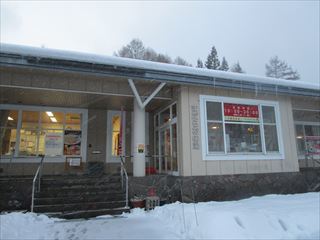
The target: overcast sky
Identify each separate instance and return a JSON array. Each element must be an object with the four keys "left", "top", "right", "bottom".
[{"left": 1, "top": 1, "right": 319, "bottom": 85}]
